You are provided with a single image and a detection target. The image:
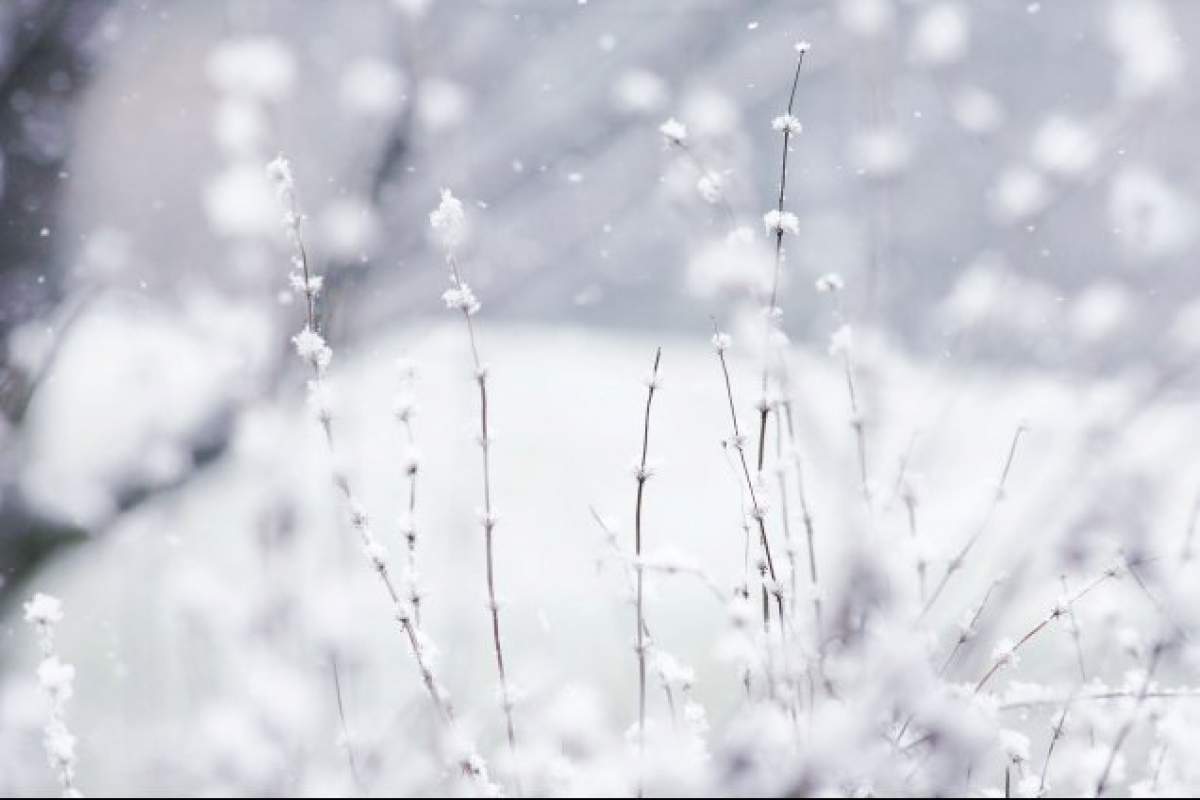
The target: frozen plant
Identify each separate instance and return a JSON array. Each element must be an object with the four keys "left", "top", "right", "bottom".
[
  {"left": 24, "top": 593, "right": 81, "bottom": 798},
  {"left": 430, "top": 188, "right": 521, "bottom": 764},
  {"left": 270, "top": 157, "right": 491, "bottom": 791}
]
